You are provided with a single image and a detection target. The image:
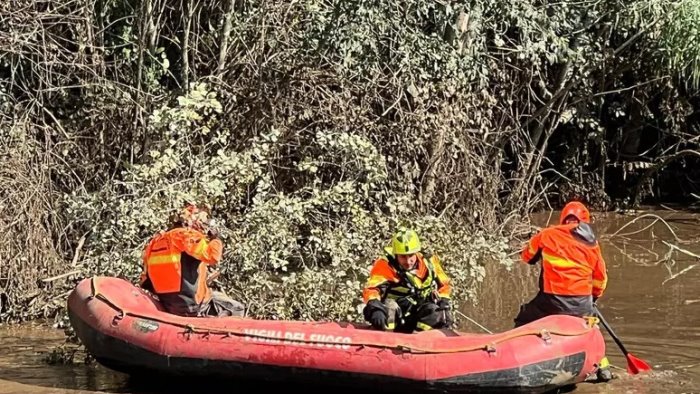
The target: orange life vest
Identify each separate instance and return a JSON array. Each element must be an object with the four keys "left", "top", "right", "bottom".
[
  {"left": 141, "top": 227, "right": 222, "bottom": 299},
  {"left": 142, "top": 231, "right": 183, "bottom": 294}
]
